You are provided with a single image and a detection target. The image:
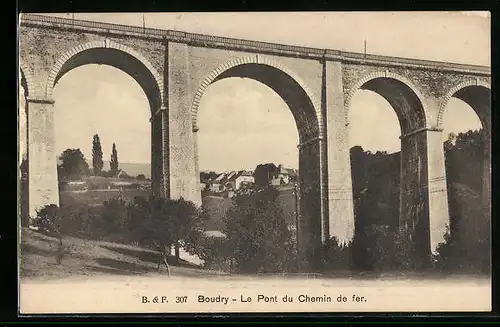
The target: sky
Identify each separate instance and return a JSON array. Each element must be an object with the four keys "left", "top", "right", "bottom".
[{"left": 19, "top": 12, "right": 490, "bottom": 171}]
